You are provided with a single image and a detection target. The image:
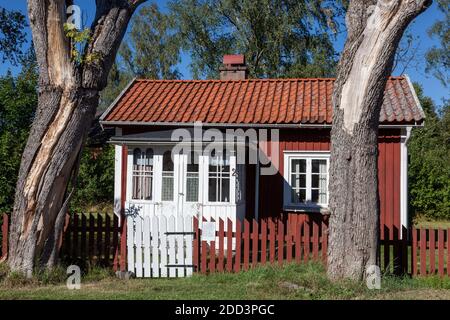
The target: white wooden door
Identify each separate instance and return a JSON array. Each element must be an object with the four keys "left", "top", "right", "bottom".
[
  {"left": 179, "top": 152, "right": 203, "bottom": 218},
  {"left": 156, "top": 146, "right": 179, "bottom": 218}
]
